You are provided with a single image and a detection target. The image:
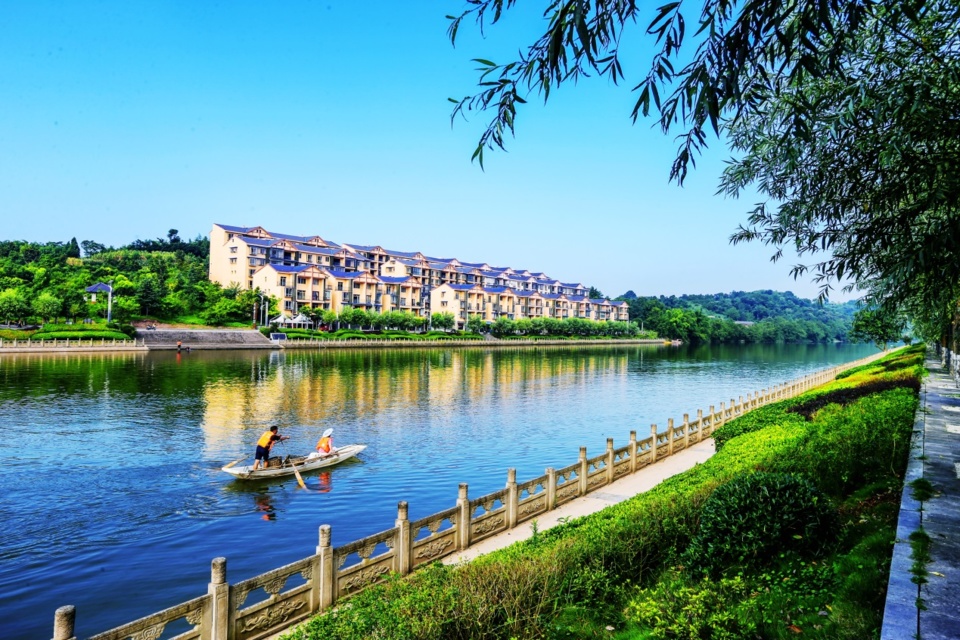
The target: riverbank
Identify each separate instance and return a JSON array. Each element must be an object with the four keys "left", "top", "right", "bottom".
[{"left": 0, "top": 331, "right": 669, "bottom": 352}]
